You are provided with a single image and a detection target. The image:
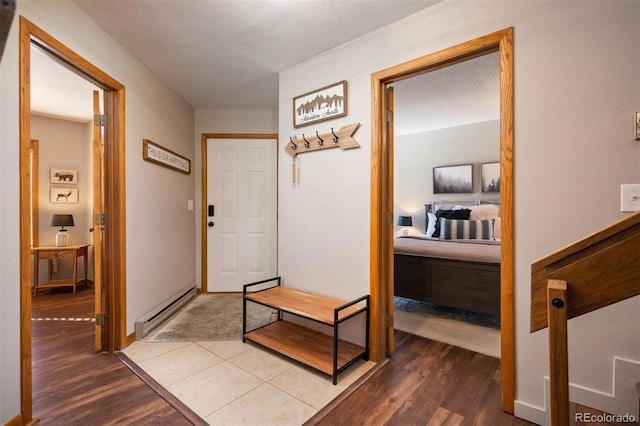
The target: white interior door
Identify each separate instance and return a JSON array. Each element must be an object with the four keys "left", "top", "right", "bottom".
[{"left": 206, "top": 137, "right": 277, "bottom": 292}]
